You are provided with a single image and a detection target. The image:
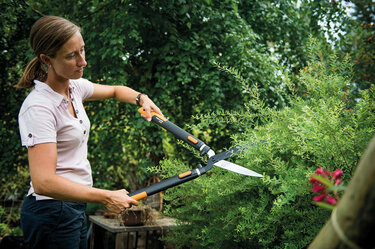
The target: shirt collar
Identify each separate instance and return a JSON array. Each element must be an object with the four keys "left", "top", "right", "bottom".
[{"left": 34, "top": 80, "right": 72, "bottom": 106}]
